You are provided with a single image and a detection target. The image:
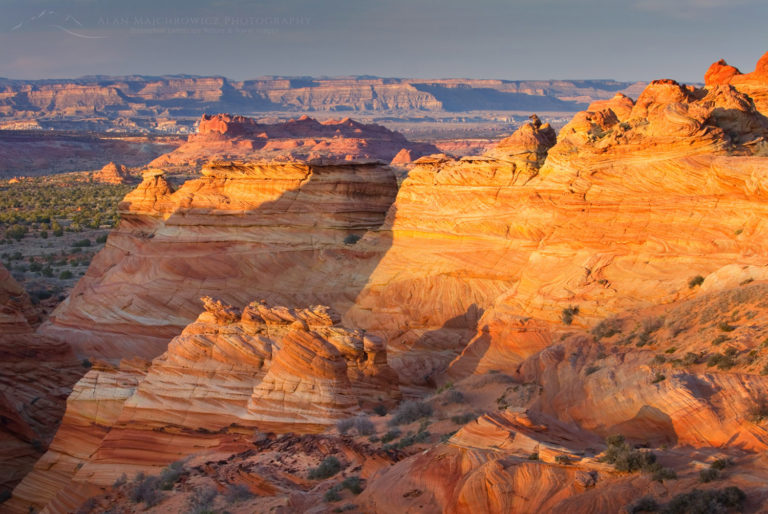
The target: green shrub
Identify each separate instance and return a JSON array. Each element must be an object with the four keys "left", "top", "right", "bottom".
[
  {"left": 59, "top": 270, "right": 74, "bottom": 279},
  {"left": 717, "top": 322, "right": 736, "bottom": 332},
  {"left": 388, "top": 400, "right": 433, "bottom": 426},
  {"left": 129, "top": 475, "right": 162, "bottom": 506},
  {"left": 309, "top": 457, "right": 342, "bottom": 480},
  {"left": 158, "top": 461, "right": 184, "bottom": 490},
  {"left": 450, "top": 413, "right": 476, "bottom": 425},
  {"left": 629, "top": 496, "right": 659, "bottom": 513},
  {"left": 381, "top": 429, "right": 401, "bottom": 443},
  {"left": 340, "top": 476, "right": 363, "bottom": 495},
  {"left": 224, "top": 484, "right": 253, "bottom": 503},
  {"left": 561, "top": 305, "right": 579, "bottom": 325},
  {"left": 663, "top": 487, "right": 744, "bottom": 514},
  {"left": 699, "top": 468, "right": 720, "bottom": 483}
]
